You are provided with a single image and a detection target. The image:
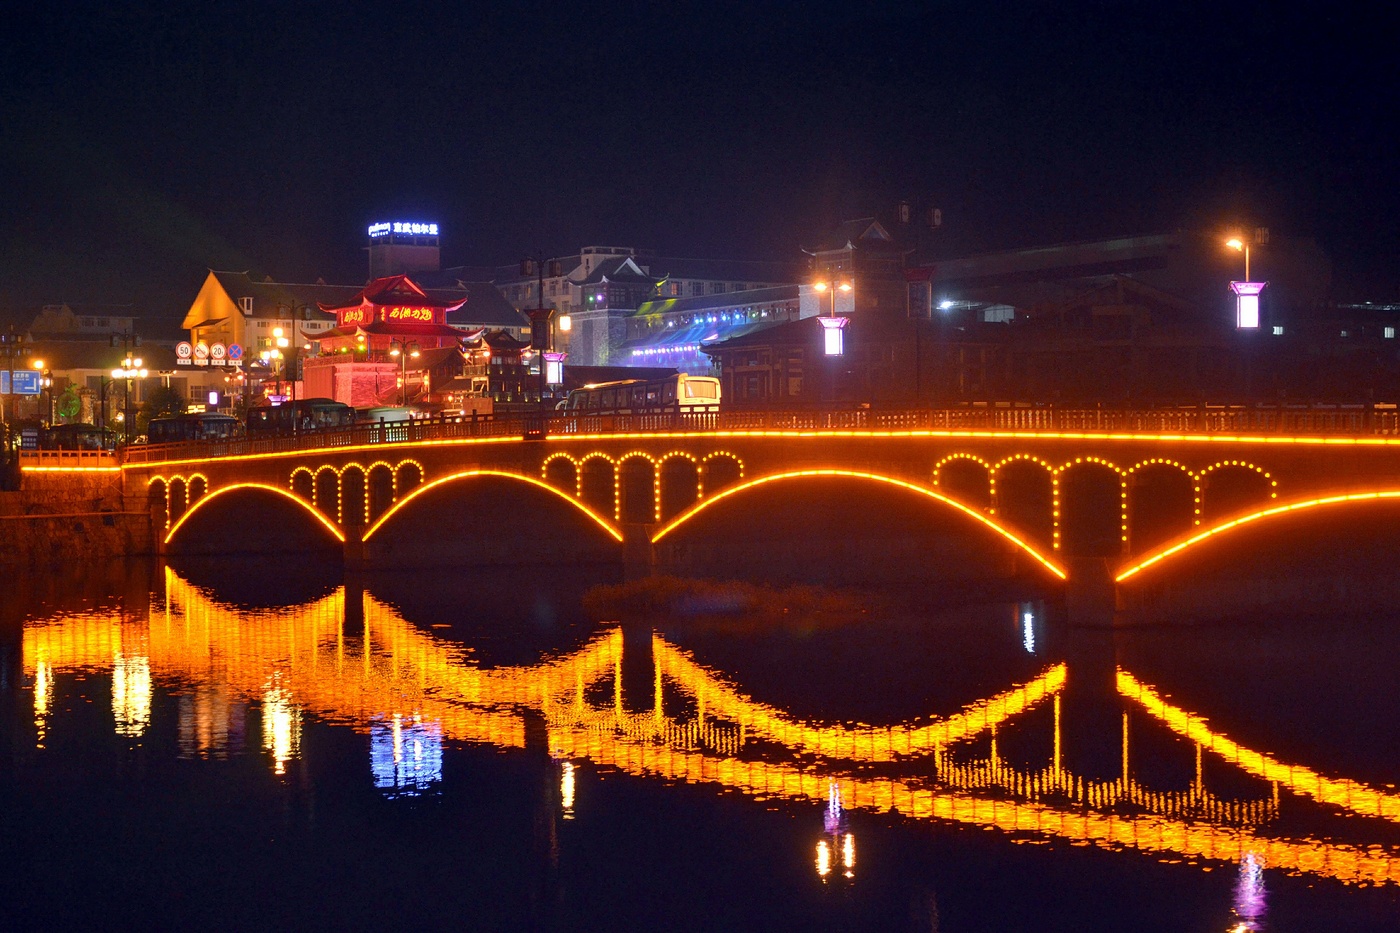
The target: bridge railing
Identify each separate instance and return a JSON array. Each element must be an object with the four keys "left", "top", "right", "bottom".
[
  {"left": 114, "top": 404, "right": 1400, "bottom": 464},
  {"left": 17, "top": 449, "right": 121, "bottom": 469}
]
